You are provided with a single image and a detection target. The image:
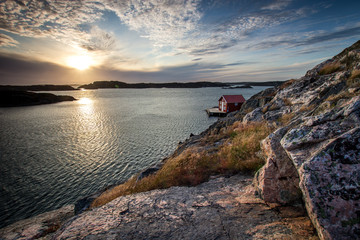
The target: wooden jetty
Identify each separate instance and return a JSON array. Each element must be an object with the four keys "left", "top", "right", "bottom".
[{"left": 206, "top": 107, "right": 227, "bottom": 117}]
